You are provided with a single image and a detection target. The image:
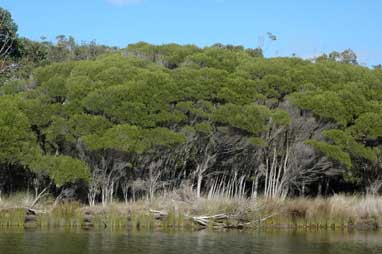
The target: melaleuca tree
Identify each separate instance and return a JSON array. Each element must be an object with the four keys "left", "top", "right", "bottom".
[
  {"left": 28, "top": 154, "right": 90, "bottom": 207},
  {"left": 0, "top": 96, "right": 39, "bottom": 199},
  {"left": 0, "top": 96, "right": 37, "bottom": 163},
  {"left": 82, "top": 125, "right": 185, "bottom": 205},
  {"left": 3, "top": 36, "right": 382, "bottom": 203},
  {"left": 0, "top": 95, "right": 90, "bottom": 205},
  {"left": 0, "top": 7, "right": 18, "bottom": 75},
  {"left": 174, "top": 99, "right": 219, "bottom": 199},
  {"left": 184, "top": 46, "right": 250, "bottom": 72},
  {"left": 127, "top": 42, "right": 201, "bottom": 69}
]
